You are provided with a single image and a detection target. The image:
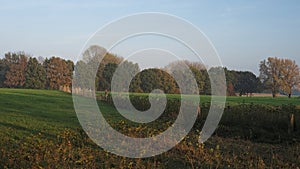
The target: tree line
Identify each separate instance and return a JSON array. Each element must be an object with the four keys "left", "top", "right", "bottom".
[
  {"left": 0, "top": 52, "right": 74, "bottom": 91},
  {"left": 1, "top": 46, "right": 299, "bottom": 97}
]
